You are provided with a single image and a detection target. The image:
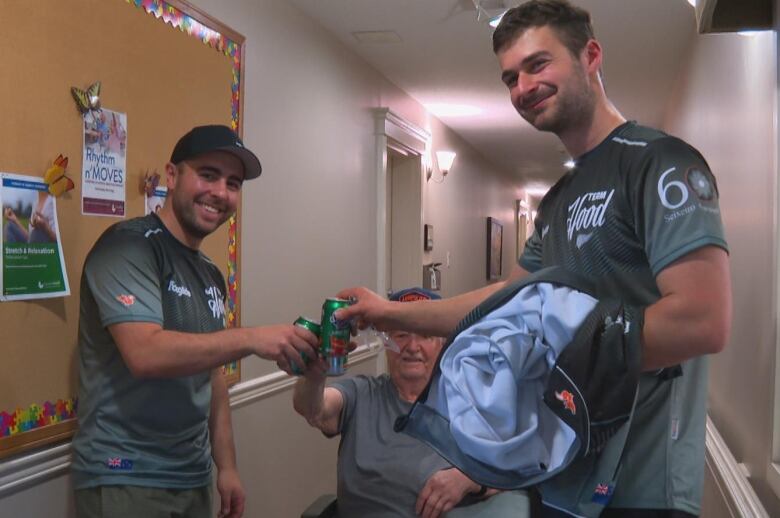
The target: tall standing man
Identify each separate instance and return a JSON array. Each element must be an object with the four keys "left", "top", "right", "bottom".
[
  {"left": 337, "top": 1, "right": 731, "bottom": 516},
  {"left": 72, "top": 125, "right": 320, "bottom": 518}
]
